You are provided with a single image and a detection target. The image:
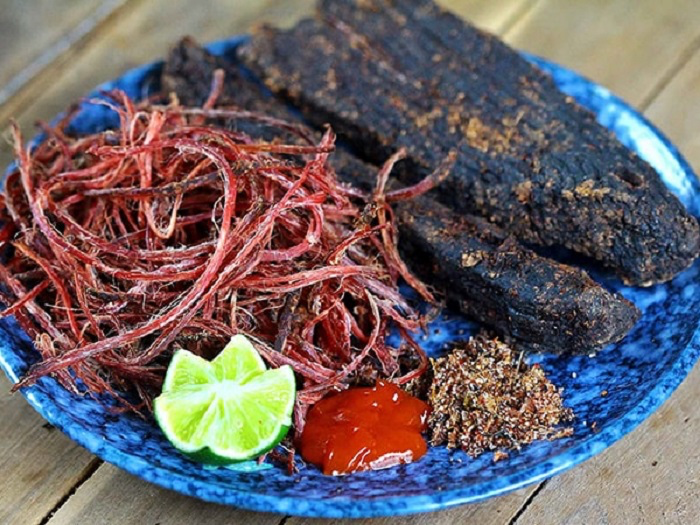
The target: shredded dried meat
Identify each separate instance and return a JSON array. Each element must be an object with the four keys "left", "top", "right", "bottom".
[{"left": 1, "top": 89, "right": 433, "bottom": 433}]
